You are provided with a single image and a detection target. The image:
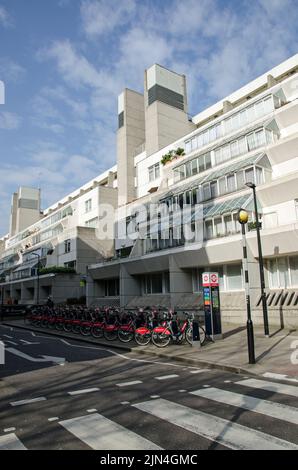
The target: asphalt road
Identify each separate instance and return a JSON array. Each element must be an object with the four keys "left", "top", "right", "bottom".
[{"left": 1, "top": 324, "right": 298, "bottom": 450}]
